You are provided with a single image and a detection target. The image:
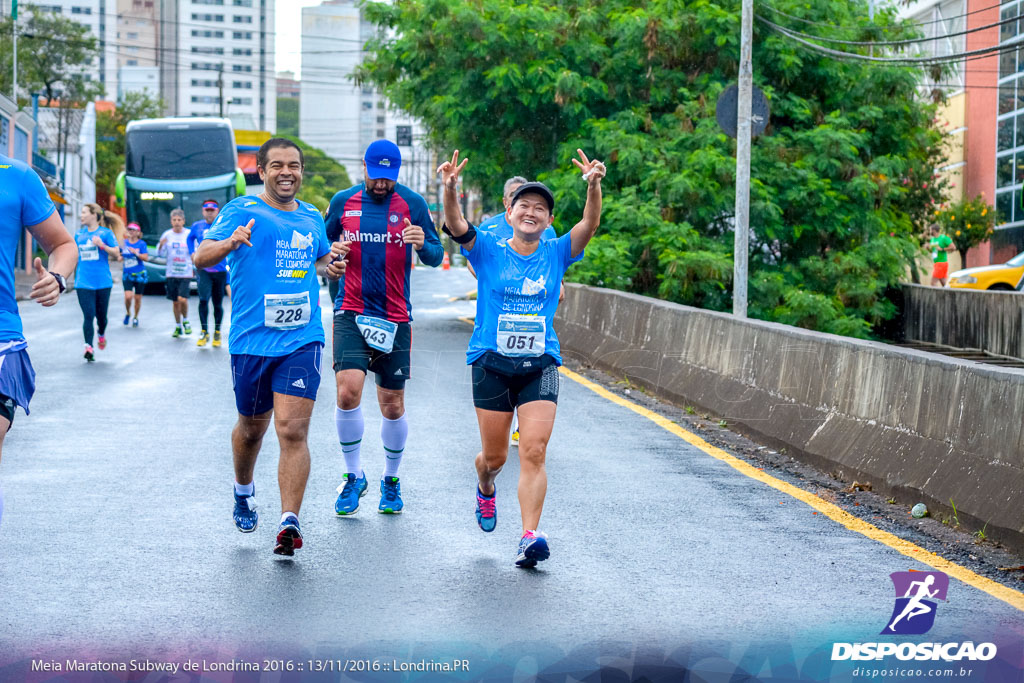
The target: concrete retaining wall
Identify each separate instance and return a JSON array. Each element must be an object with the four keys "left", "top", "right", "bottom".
[
  {"left": 902, "top": 283, "right": 1024, "bottom": 359},
  {"left": 556, "top": 284, "right": 1024, "bottom": 552}
]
